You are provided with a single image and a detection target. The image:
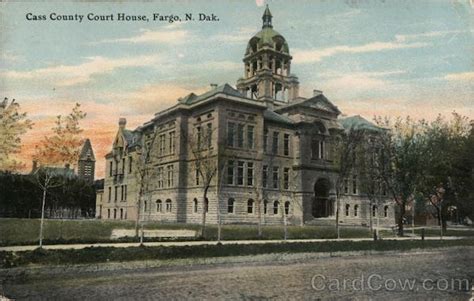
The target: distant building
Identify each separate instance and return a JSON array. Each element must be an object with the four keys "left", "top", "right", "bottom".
[
  {"left": 78, "top": 138, "right": 96, "bottom": 184},
  {"left": 97, "top": 6, "right": 395, "bottom": 226}
]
